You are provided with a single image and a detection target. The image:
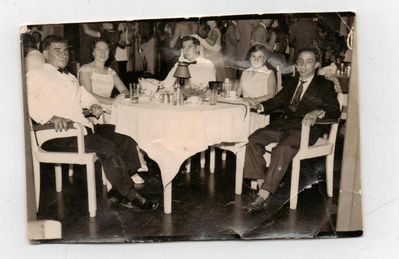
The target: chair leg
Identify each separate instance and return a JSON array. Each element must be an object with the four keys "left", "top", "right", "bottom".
[
  {"left": 221, "top": 150, "right": 227, "bottom": 161},
  {"left": 326, "top": 154, "right": 334, "bottom": 197},
  {"left": 200, "top": 151, "right": 206, "bottom": 168},
  {"left": 86, "top": 163, "right": 97, "bottom": 217},
  {"left": 210, "top": 147, "right": 215, "bottom": 173},
  {"left": 33, "top": 160, "right": 41, "bottom": 212},
  {"left": 164, "top": 183, "right": 172, "bottom": 214},
  {"left": 235, "top": 147, "right": 245, "bottom": 195},
  {"left": 99, "top": 163, "right": 111, "bottom": 190},
  {"left": 55, "top": 164, "right": 62, "bottom": 192},
  {"left": 104, "top": 166, "right": 112, "bottom": 191},
  {"left": 185, "top": 158, "right": 191, "bottom": 173},
  {"left": 68, "top": 164, "right": 74, "bottom": 177},
  {"left": 290, "top": 158, "right": 301, "bottom": 210},
  {"left": 101, "top": 167, "right": 107, "bottom": 186}
]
